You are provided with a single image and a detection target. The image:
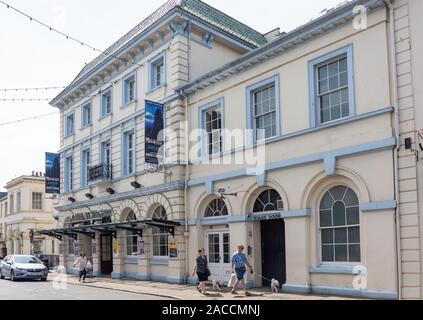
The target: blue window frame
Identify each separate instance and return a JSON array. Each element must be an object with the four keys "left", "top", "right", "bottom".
[
  {"left": 122, "top": 130, "right": 135, "bottom": 176},
  {"left": 123, "top": 73, "right": 136, "bottom": 106},
  {"left": 64, "top": 112, "right": 75, "bottom": 137},
  {"left": 100, "top": 139, "right": 112, "bottom": 167},
  {"left": 64, "top": 156, "right": 73, "bottom": 193},
  {"left": 81, "top": 102, "right": 92, "bottom": 128},
  {"left": 80, "top": 149, "right": 91, "bottom": 188},
  {"left": 246, "top": 75, "right": 281, "bottom": 144},
  {"left": 100, "top": 89, "right": 112, "bottom": 117},
  {"left": 308, "top": 44, "right": 355, "bottom": 127},
  {"left": 148, "top": 53, "right": 166, "bottom": 91},
  {"left": 198, "top": 98, "right": 224, "bottom": 158}
]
